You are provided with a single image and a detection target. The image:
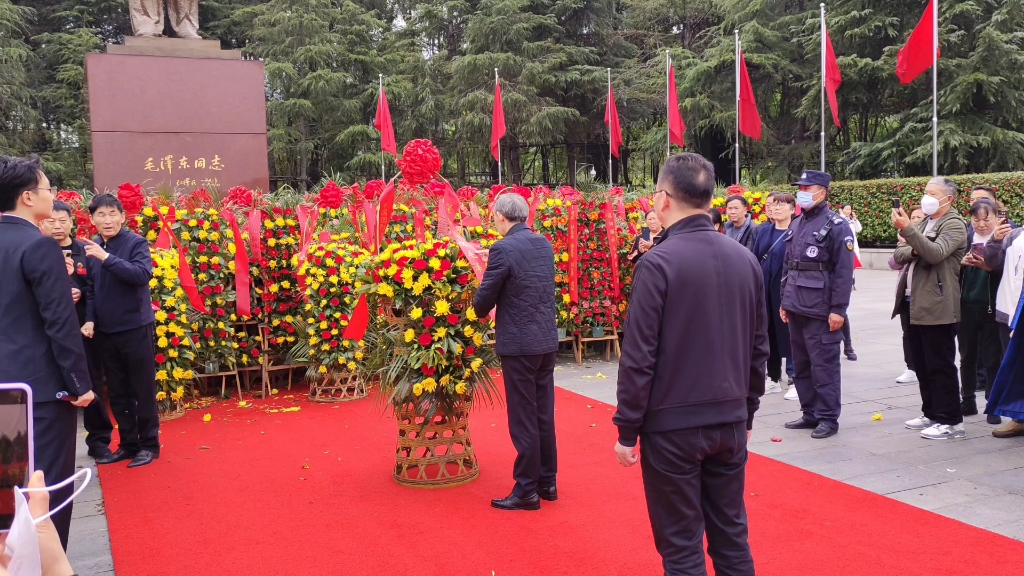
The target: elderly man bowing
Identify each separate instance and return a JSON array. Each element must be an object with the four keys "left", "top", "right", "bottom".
[{"left": 473, "top": 193, "right": 559, "bottom": 511}]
